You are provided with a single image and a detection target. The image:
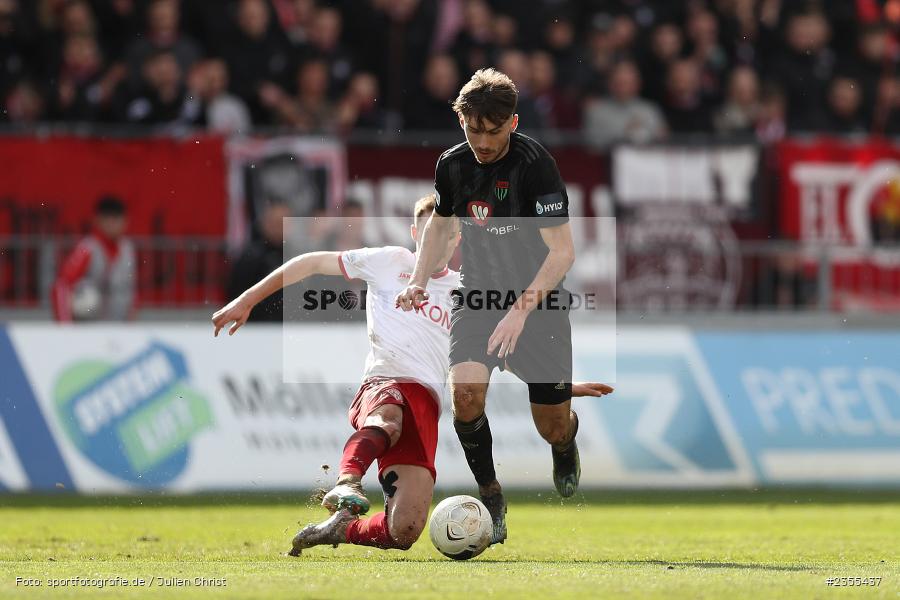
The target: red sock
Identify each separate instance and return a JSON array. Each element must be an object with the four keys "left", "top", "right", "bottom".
[
  {"left": 338, "top": 426, "right": 391, "bottom": 478},
  {"left": 345, "top": 512, "right": 403, "bottom": 549}
]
